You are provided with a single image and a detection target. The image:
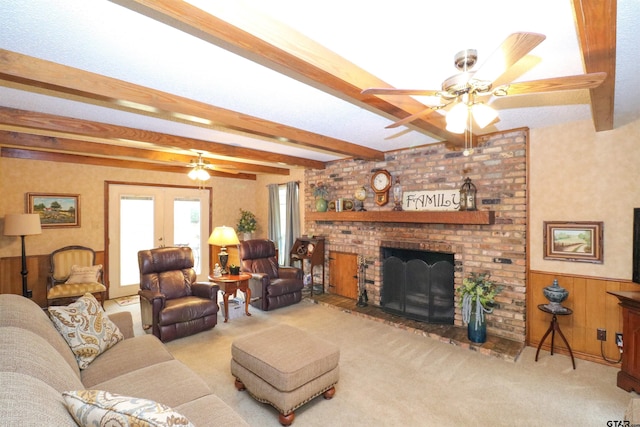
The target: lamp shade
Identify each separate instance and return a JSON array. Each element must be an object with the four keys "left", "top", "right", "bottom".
[
  {"left": 188, "top": 166, "right": 211, "bottom": 181},
  {"left": 445, "top": 102, "right": 468, "bottom": 134},
  {"left": 4, "top": 214, "right": 42, "bottom": 236},
  {"left": 208, "top": 226, "right": 240, "bottom": 247},
  {"left": 471, "top": 102, "right": 498, "bottom": 129}
]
